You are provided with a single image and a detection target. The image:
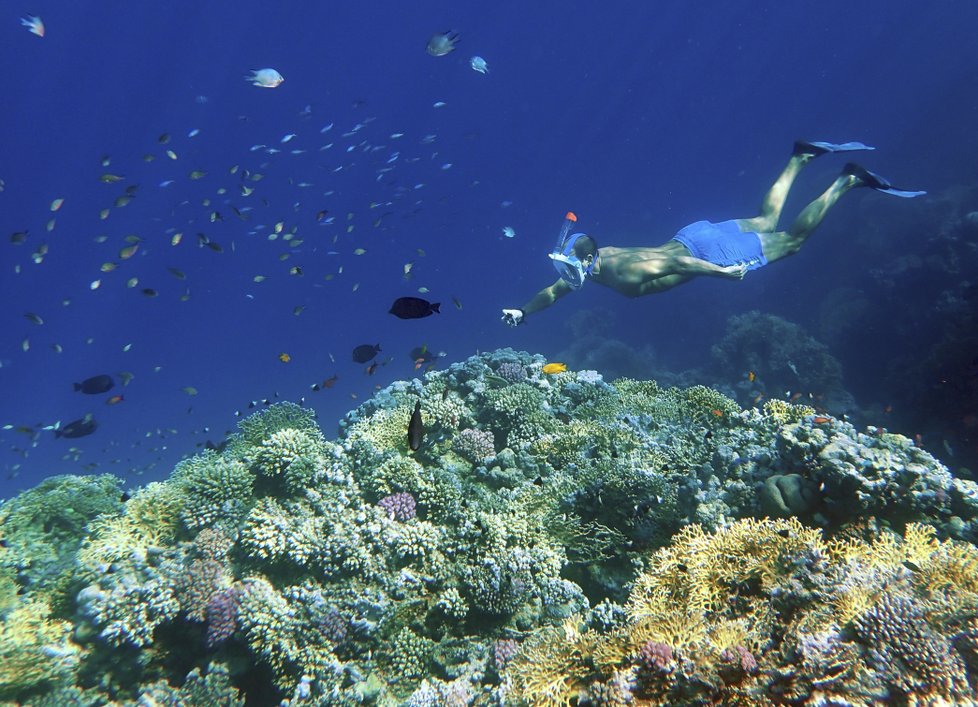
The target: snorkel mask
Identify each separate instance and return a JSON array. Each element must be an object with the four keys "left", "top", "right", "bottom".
[{"left": 549, "top": 211, "right": 595, "bottom": 289}]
